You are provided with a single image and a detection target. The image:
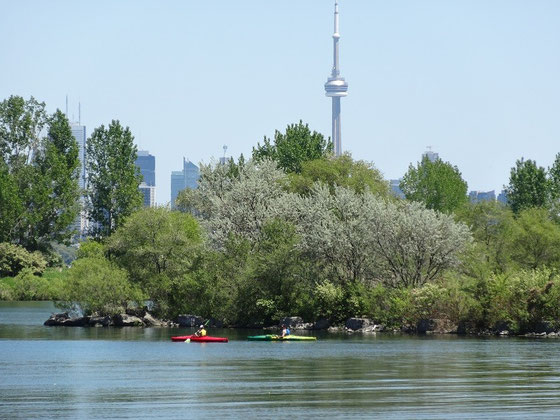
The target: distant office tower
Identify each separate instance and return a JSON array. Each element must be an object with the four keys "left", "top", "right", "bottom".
[
  {"left": 70, "top": 122, "right": 88, "bottom": 238},
  {"left": 136, "top": 150, "right": 155, "bottom": 186},
  {"left": 497, "top": 190, "right": 508, "bottom": 204},
  {"left": 390, "top": 179, "right": 405, "bottom": 199},
  {"left": 324, "top": 1, "right": 348, "bottom": 156},
  {"left": 139, "top": 183, "right": 156, "bottom": 207},
  {"left": 170, "top": 158, "right": 200, "bottom": 208},
  {"left": 422, "top": 149, "right": 439, "bottom": 162},
  {"left": 469, "top": 190, "right": 496, "bottom": 203},
  {"left": 135, "top": 150, "right": 156, "bottom": 207}
]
